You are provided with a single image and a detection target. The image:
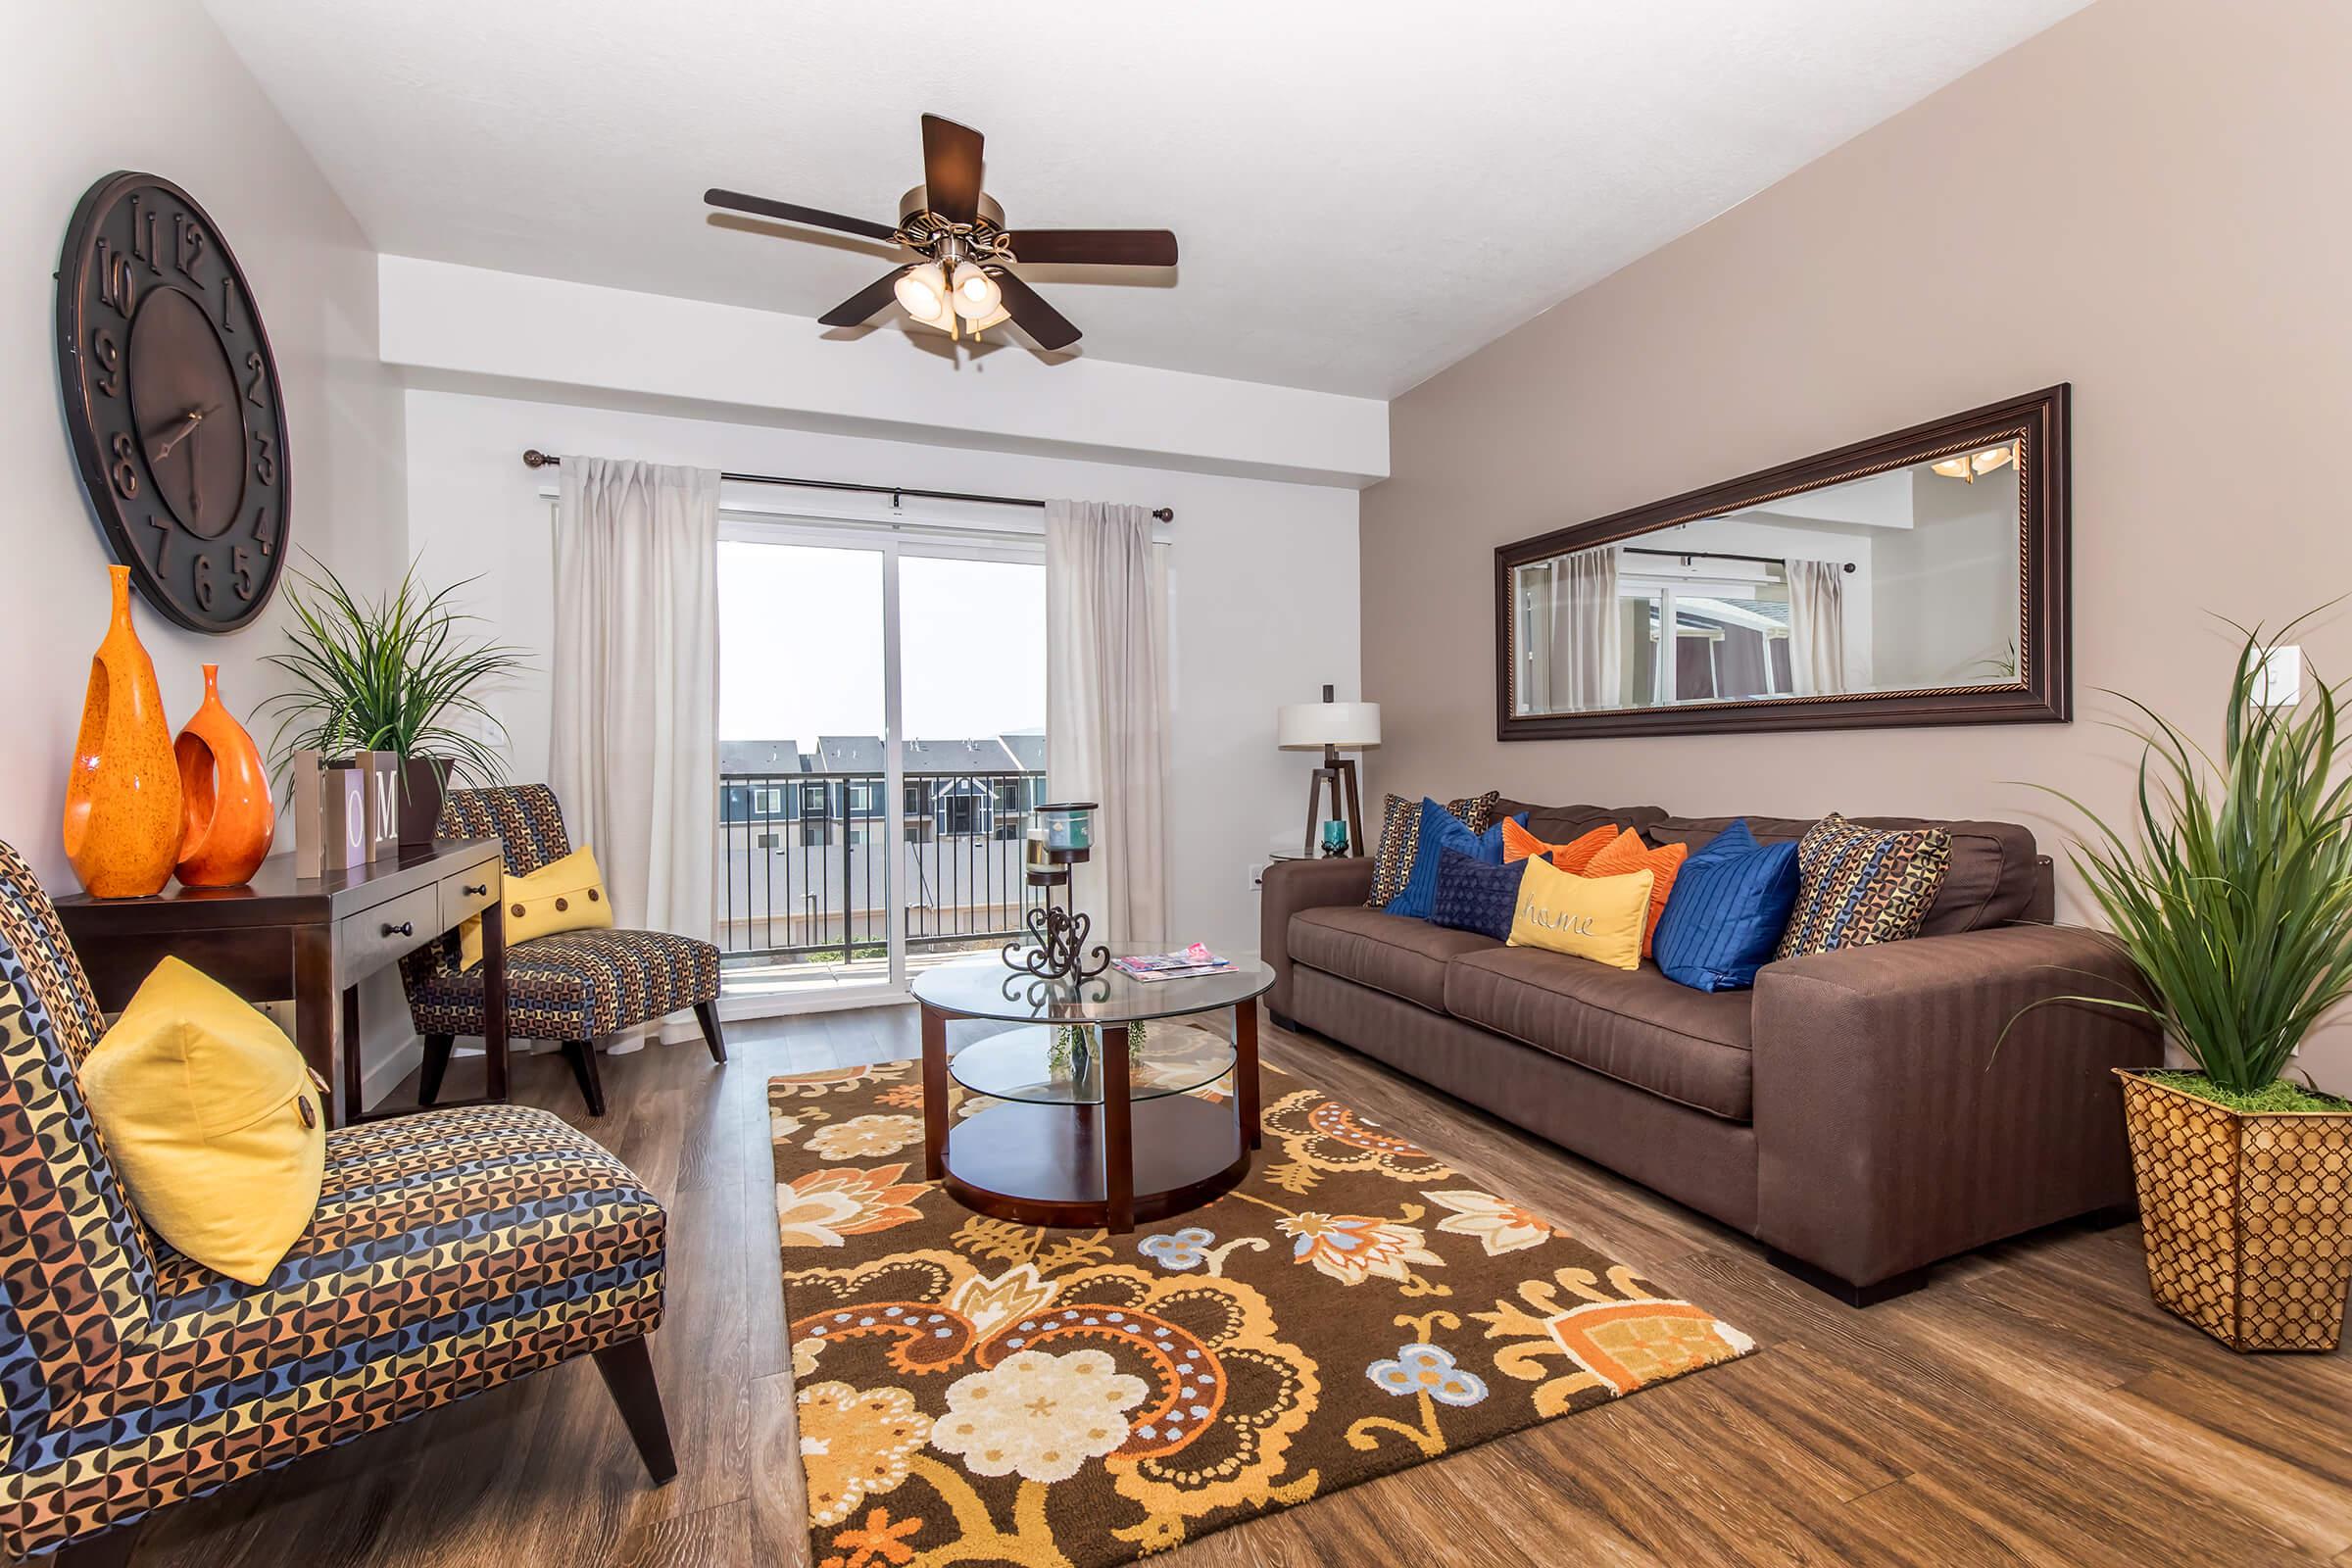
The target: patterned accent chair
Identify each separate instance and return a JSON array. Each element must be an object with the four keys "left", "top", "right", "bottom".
[
  {"left": 0, "top": 839, "right": 675, "bottom": 1567},
  {"left": 402, "top": 785, "right": 726, "bottom": 1118}
]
